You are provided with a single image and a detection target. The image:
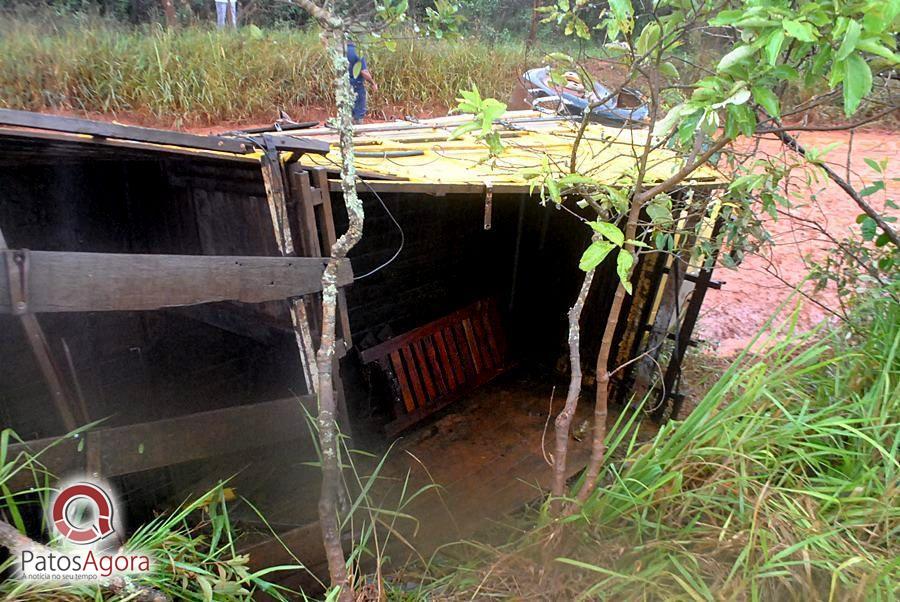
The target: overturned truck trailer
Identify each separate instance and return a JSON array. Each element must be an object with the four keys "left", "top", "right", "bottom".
[{"left": 0, "top": 109, "right": 724, "bottom": 585}]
